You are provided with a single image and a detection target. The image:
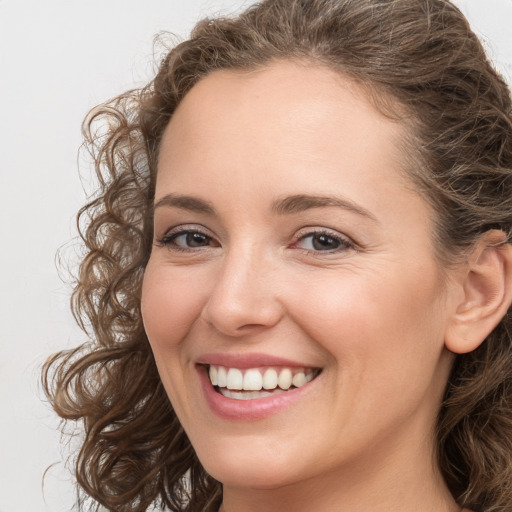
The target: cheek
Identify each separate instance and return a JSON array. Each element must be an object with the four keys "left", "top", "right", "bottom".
[
  {"left": 287, "top": 265, "right": 447, "bottom": 381},
  {"left": 140, "top": 260, "right": 211, "bottom": 421},
  {"left": 141, "top": 260, "right": 206, "bottom": 355},
  {"left": 287, "top": 269, "right": 450, "bottom": 448}
]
